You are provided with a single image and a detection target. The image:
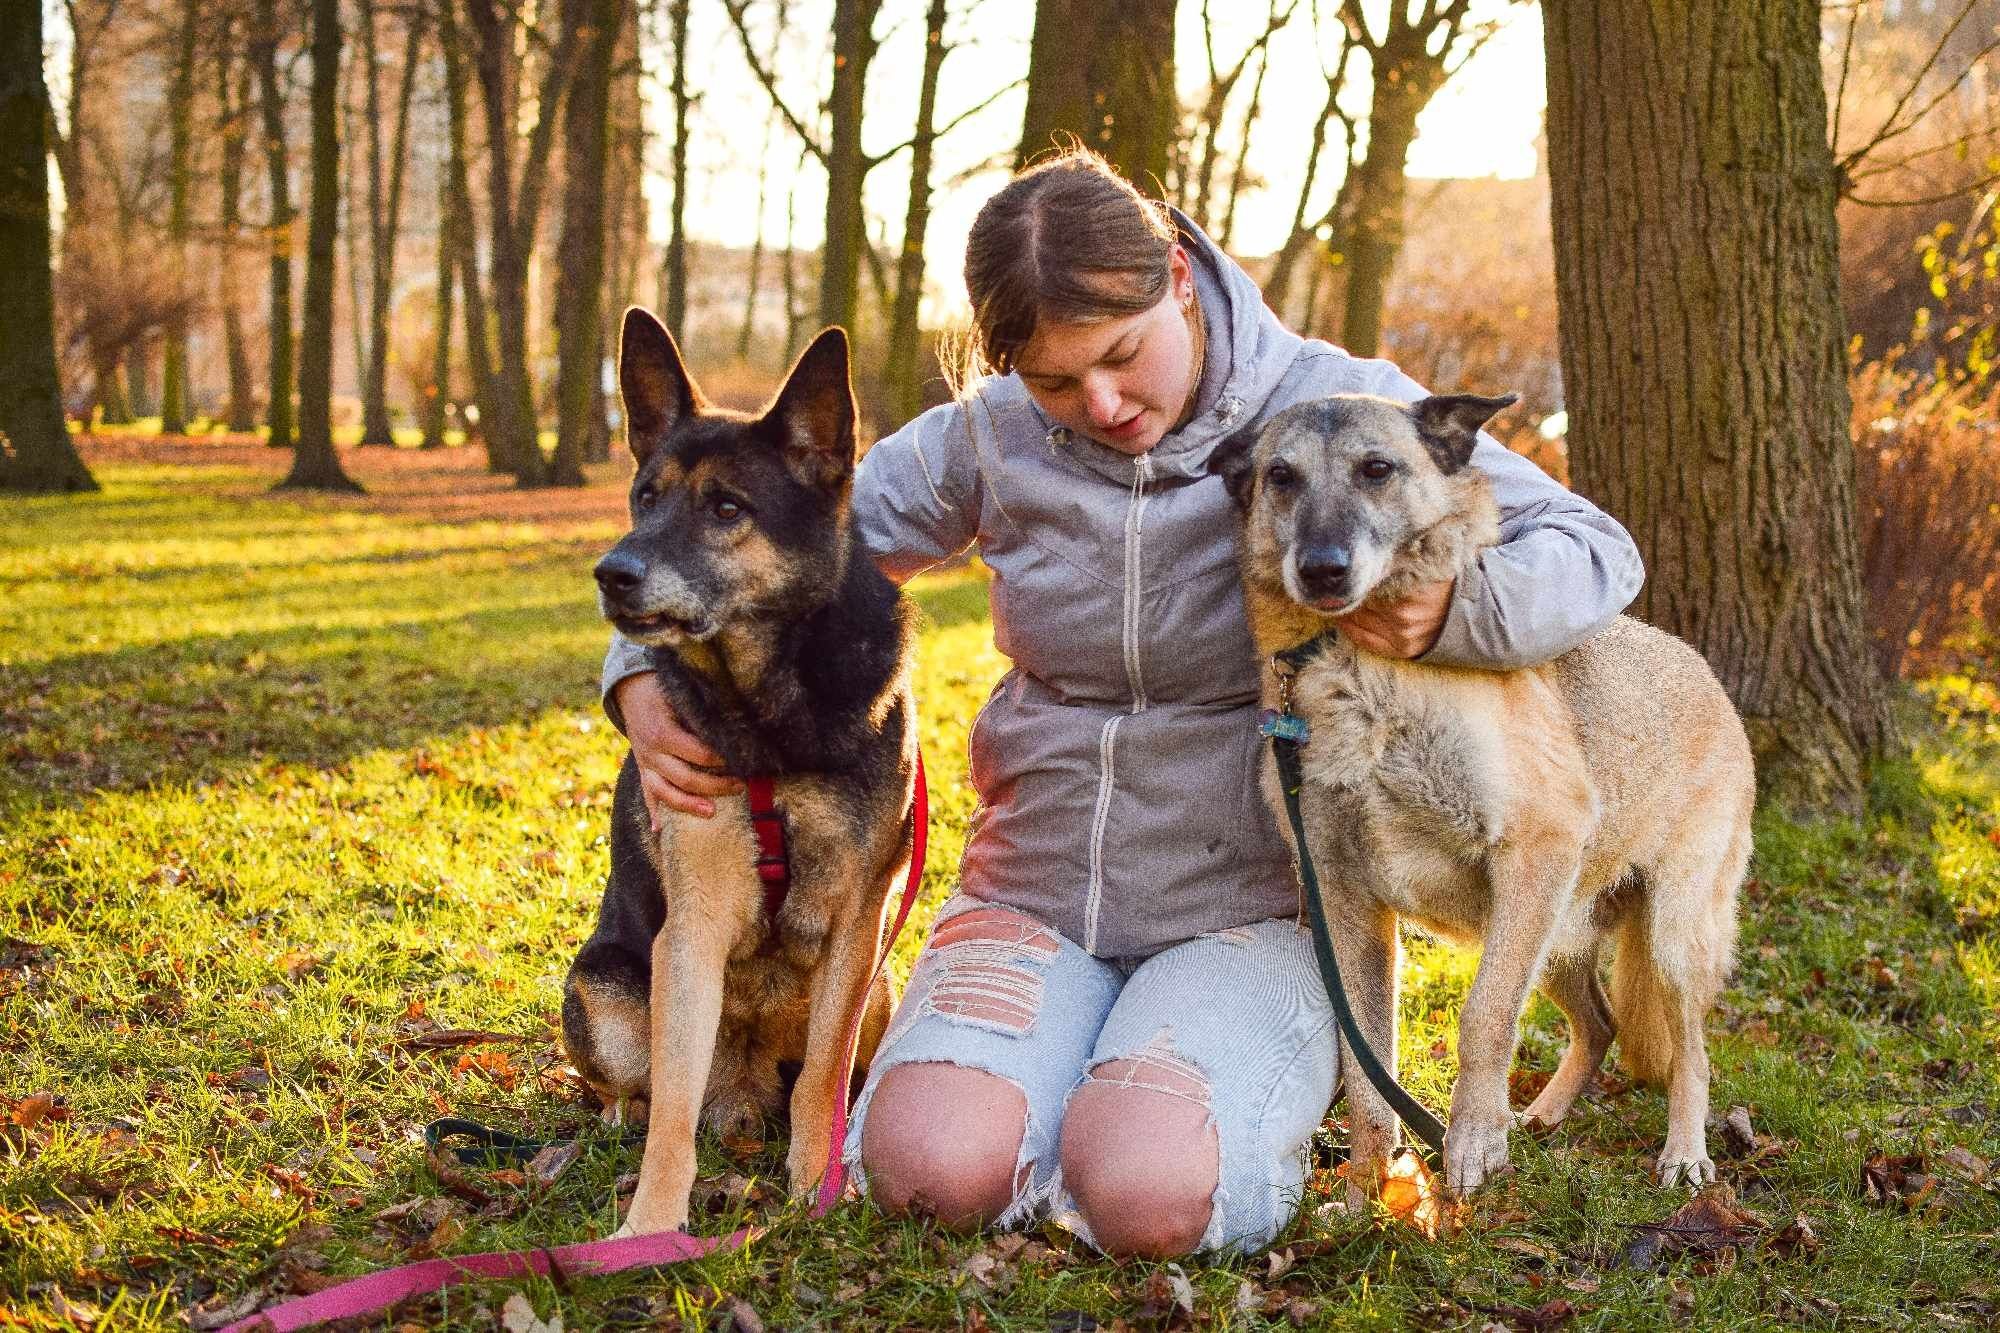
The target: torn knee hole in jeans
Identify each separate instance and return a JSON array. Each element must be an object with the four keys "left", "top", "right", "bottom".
[
  {"left": 922, "top": 910, "right": 1058, "bottom": 1035},
  {"left": 1085, "top": 1029, "right": 1213, "bottom": 1111}
]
